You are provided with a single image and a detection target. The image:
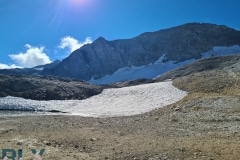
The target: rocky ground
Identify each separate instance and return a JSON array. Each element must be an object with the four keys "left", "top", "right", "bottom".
[
  {"left": 0, "top": 93, "right": 240, "bottom": 160},
  {"left": 0, "top": 75, "right": 103, "bottom": 100},
  {"left": 0, "top": 55, "right": 240, "bottom": 159}
]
